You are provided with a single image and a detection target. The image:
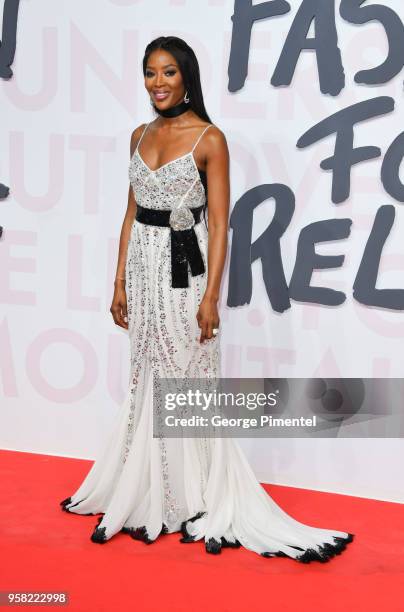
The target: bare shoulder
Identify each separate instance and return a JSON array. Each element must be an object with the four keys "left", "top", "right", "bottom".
[
  {"left": 205, "top": 124, "right": 229, "bottom": 160},
  {"left": 206, "top": 124, "right": 226, "bottom": 143},
  {"left": 130, "top": 123, "right": 148, "bottom": 156}
]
